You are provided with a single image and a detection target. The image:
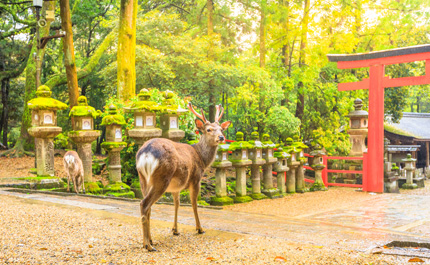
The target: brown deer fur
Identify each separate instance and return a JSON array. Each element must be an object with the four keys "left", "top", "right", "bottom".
[
  {"left": 63, "top": 150, "right": 85, "bottom": 194},
  {"left": 136, "top": 103, "right": 231, "bottom": 251}
]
